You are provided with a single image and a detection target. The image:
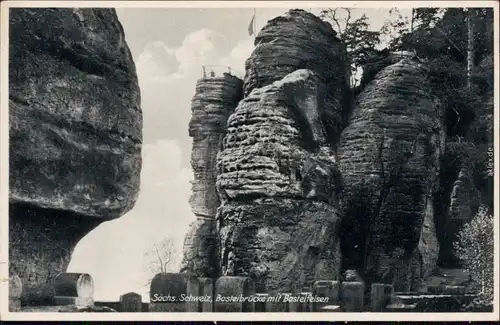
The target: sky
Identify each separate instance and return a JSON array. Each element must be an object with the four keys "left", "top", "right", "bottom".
[{"left": 67, "top": 6, "right": 412, "bottom": 302}]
